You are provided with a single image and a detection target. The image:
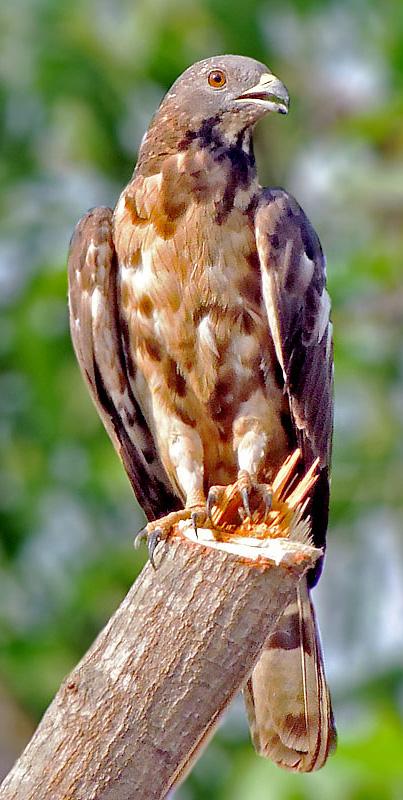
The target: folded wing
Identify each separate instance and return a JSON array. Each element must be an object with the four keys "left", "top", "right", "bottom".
[
  {"left": 67, "top": 206, "right": 180, "bottom": 521},
  {"left": 256, "top": 187, "right": 333, "bottom": 576}
]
